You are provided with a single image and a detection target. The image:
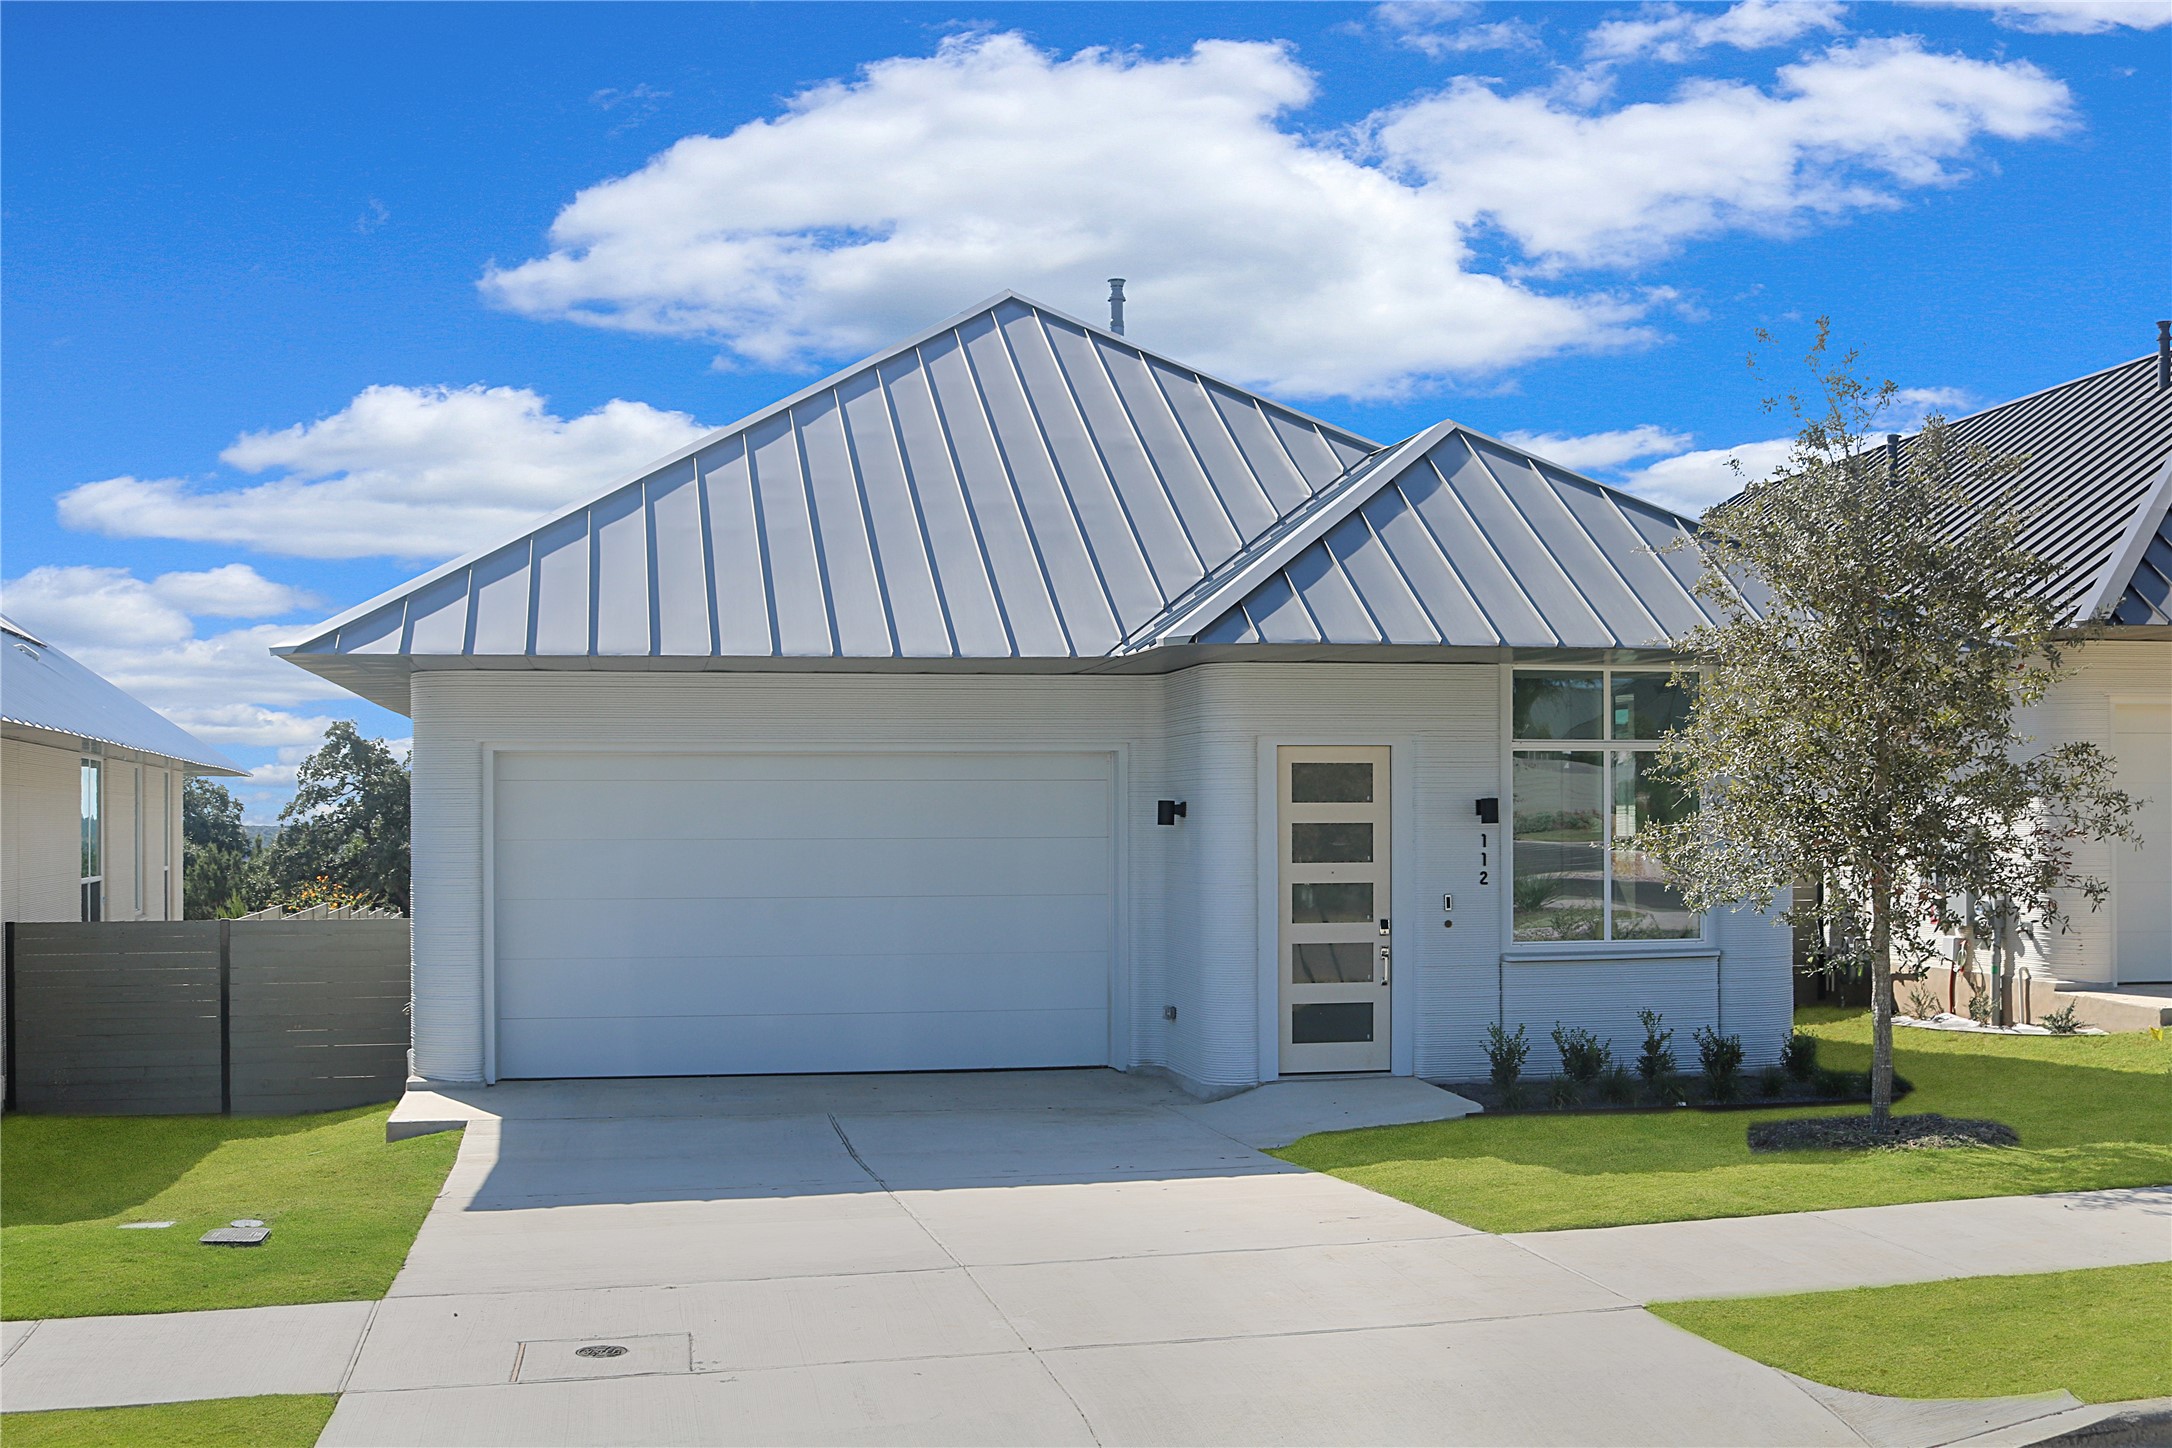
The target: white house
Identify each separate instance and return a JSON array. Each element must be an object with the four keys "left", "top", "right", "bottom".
[
  {"left": 1, "top": 613, "right": 245, "bottom": 923},
  {"left": 278, "top": 292, "right": 1793, "bottom": 1095},
  {"left": 1924, "top": 339, "right": 2172, "bottom": 1006}
]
